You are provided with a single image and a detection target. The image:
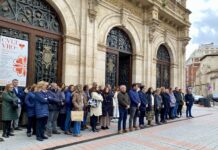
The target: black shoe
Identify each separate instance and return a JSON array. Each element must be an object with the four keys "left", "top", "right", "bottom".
[
  {"left": 0, "top": 138, "right": 4, "bottom": 142},
  {"left": 2, "top": 134, "right": 9, "bottom": 138},
  {"left": 14, "top": 127, "right": 22, "bottom": 131},
  {"left": 36, "top": 137, "right": 43, "bottom": 141},
  {"left": 42, "top": 135, "right": 48, "bottom": 139},
  {"left": 27, "top": 133, "right": 32, "bottom": 137},
  {"left": 190, "top": 116, "right": 194, "bottom": 118},
  {"left": 8, "top": 133, "right": 15, "bottom": 136},
  {"left": 156, "top": 122, "right": 161, "bottom": 125},
  {"left": 101, "top": 126, "right": 105, "bottom": 130},
  {"left": 105, "top": 126, "right": 109, "bottom": 129},
  {"left": 52, "top": 131, "right": 61, "bottom": 134},
  {"left": 94, "top": 128, "right": 99, "bottom": 132}
]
